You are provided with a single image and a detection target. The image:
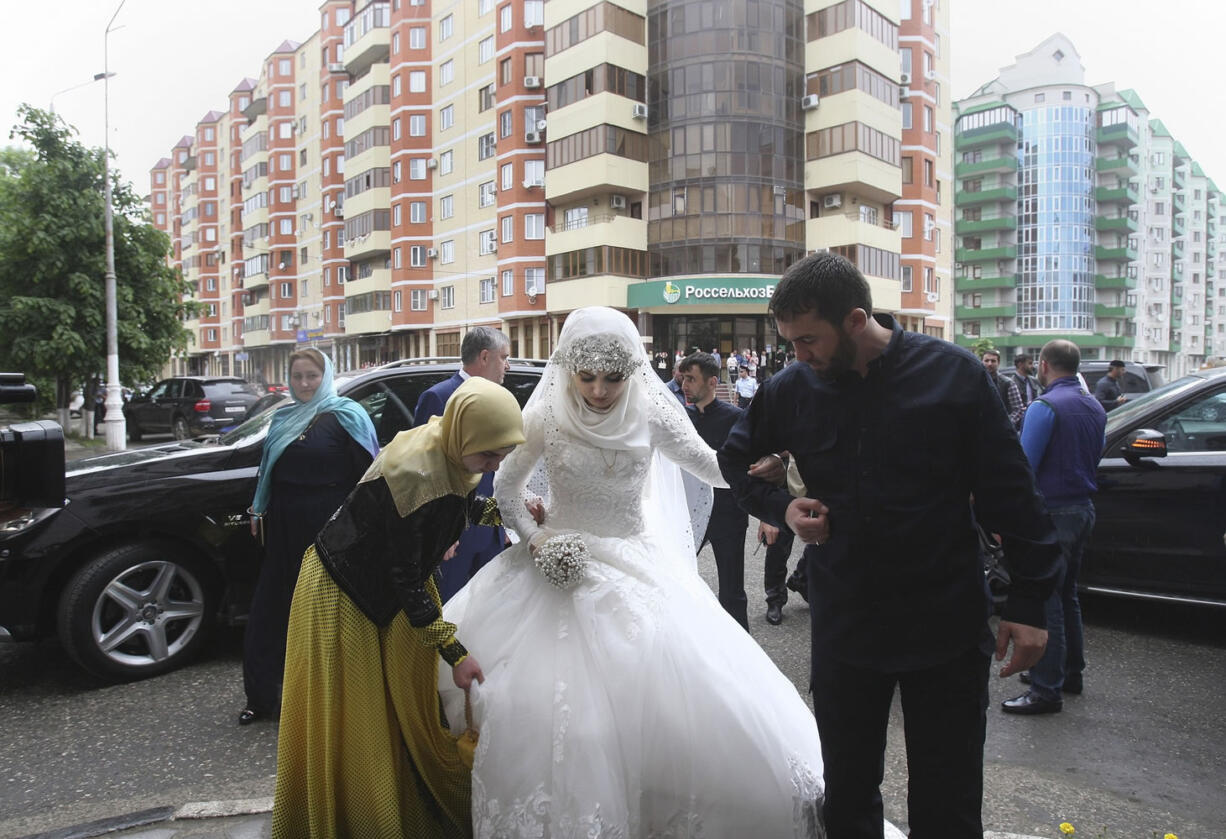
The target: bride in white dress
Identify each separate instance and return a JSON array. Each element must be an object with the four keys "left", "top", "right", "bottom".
[{"left": 440, "top": 307, "right": 825, "bottom": 838}]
